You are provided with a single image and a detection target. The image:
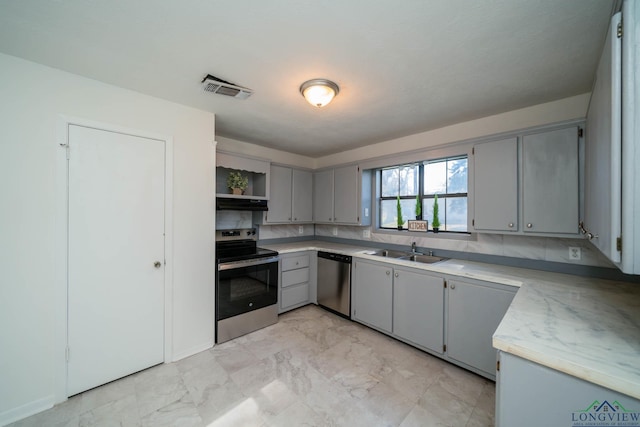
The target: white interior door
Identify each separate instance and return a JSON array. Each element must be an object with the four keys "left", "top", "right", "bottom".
[{"left": 67, "top": 124, "right": 165, "bottom": 396}]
